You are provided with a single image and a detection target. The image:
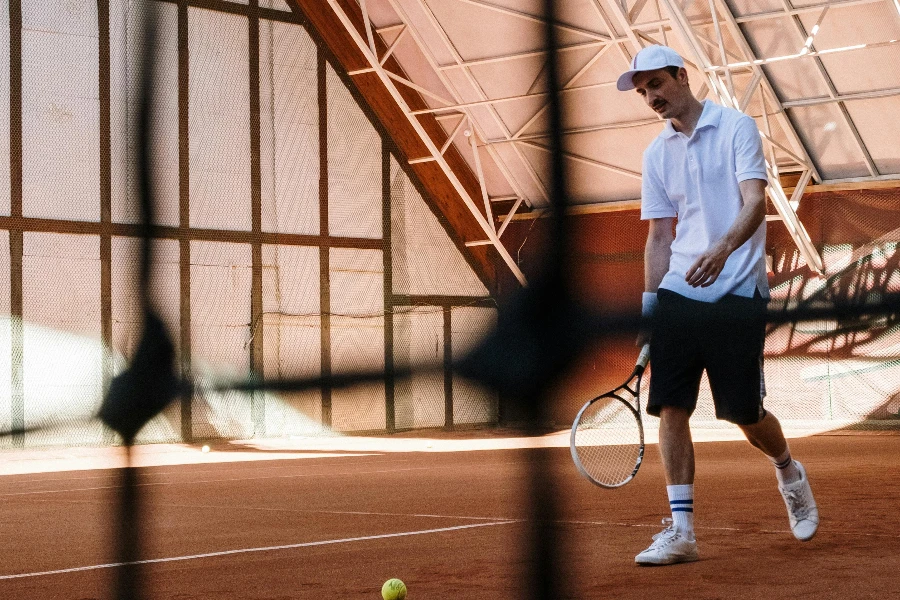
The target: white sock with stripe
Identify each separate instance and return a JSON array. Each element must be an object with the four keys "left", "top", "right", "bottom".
[
  {"left": 770, "top": 447, "right": 801, "bottom": 485},
  {"left": 667, "top": 484, "right": 694, "bottom": 538}
]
